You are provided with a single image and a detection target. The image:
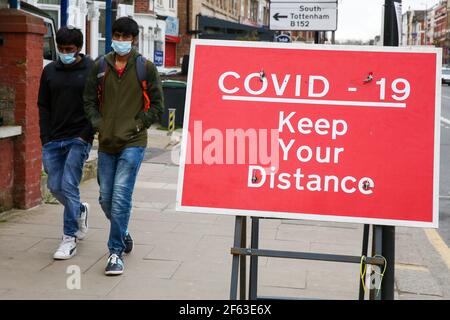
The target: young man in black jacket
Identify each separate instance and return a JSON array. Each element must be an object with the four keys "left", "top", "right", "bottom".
[{"left": 38, "top": 27, "right": 94, "bottom": 260}]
